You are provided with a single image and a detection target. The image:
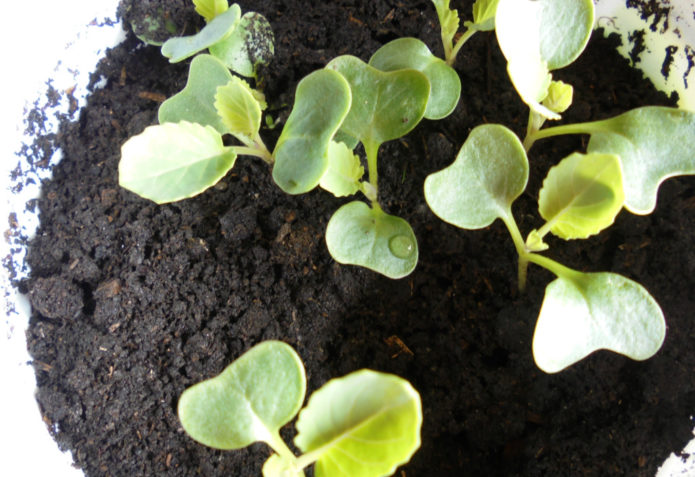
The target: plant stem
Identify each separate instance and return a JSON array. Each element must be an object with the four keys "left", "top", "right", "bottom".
[
  {"left": 232, "top": 145, "right": 273, "bottom": 164},
  {"left": 523, "top": 110, "right": 546, "bottom": 151},
  {"left": 364, "top": 140, "right": 381, "bottom": 209},
  {"left": 500, "top": 211, "right": 530, "bottom": 292},
  {"left": 447, "top": 28, "right": 477, "bottom": 66},
  {"left": 524, "top": 119, "right": 606, "bottom": 151},
  {"left": 264, "top": 431, "right": 298, "bottom": 463},
  {"left": 525, "top": 252, "right": 582, "bottom": 283}
]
